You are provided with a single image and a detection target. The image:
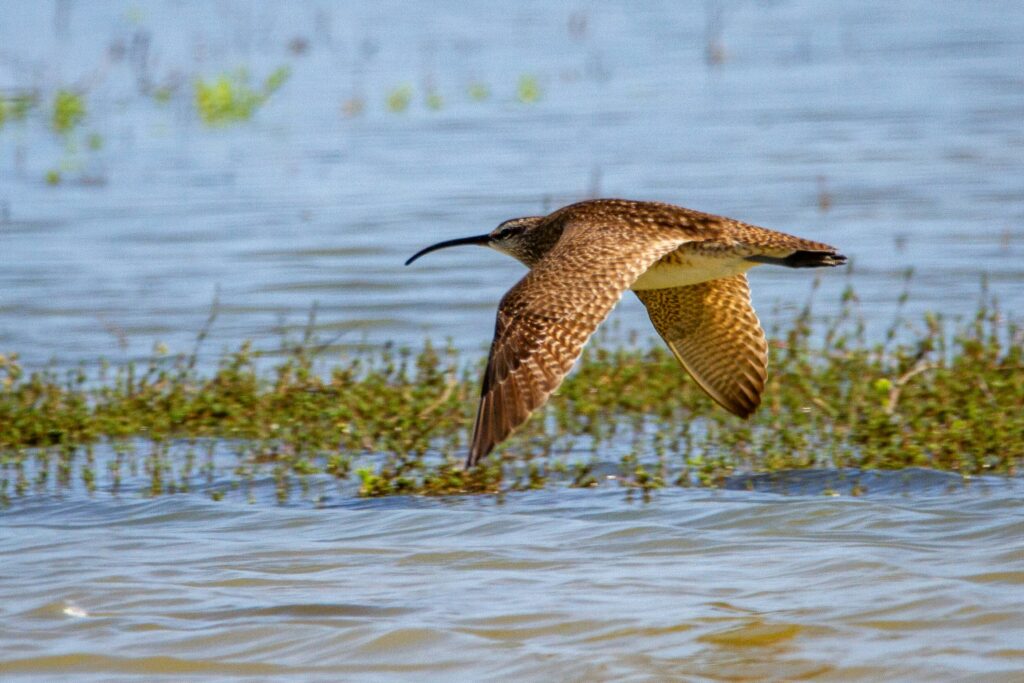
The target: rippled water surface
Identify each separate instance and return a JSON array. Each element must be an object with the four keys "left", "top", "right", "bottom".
[
  {"left": 2, "top": 1, "right": 1024, "bottom": 679},
  {"left": 4, "top": 473, "right": 1024, "bottom": 680},
  {"left": 2, "top": 0, "right": 1023, "bottom": 367}
]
